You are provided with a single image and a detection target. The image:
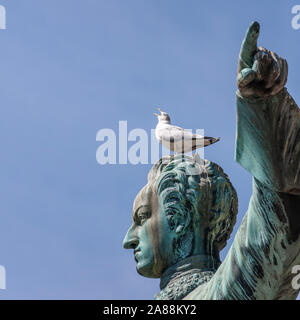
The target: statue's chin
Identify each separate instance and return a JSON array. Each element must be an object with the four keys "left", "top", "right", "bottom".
[{"left": 136, "top": 262, "right": 160, "bottom": 279}]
